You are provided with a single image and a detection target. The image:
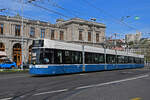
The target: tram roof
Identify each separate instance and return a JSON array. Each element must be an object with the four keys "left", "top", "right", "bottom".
[{"left": 34, "top": 39, "right": 144, "bottom": 58}]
